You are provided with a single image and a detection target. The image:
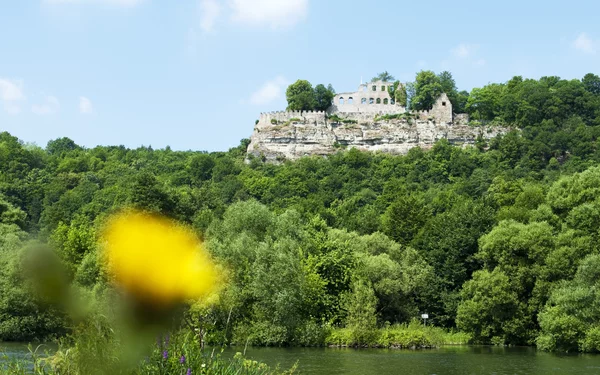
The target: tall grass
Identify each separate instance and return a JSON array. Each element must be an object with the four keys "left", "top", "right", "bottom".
[
  {"left": 2, "top": 324, "right": 297, "bottom": 375},
  {"left": 326, "top": 319, "right": 471, "bottom": 349}
]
